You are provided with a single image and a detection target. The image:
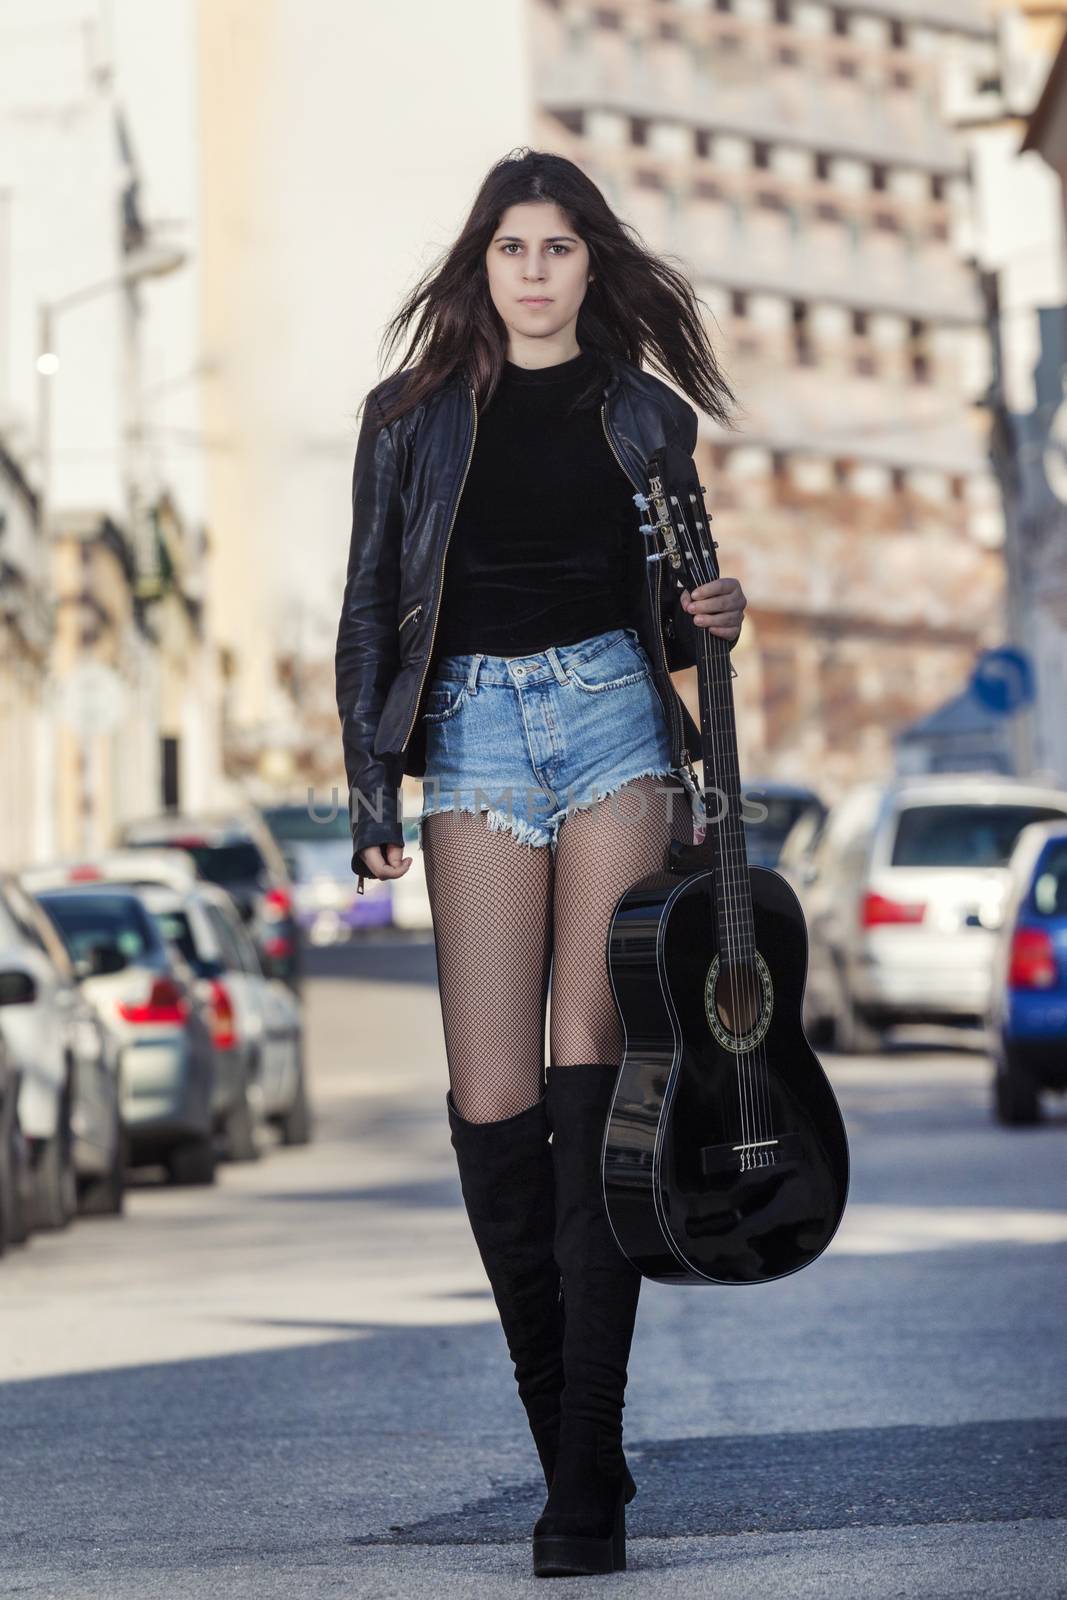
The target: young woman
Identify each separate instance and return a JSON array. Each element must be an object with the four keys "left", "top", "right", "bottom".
[{"left": 335, "top": 148, "right": 746, "bottom": 1577}]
